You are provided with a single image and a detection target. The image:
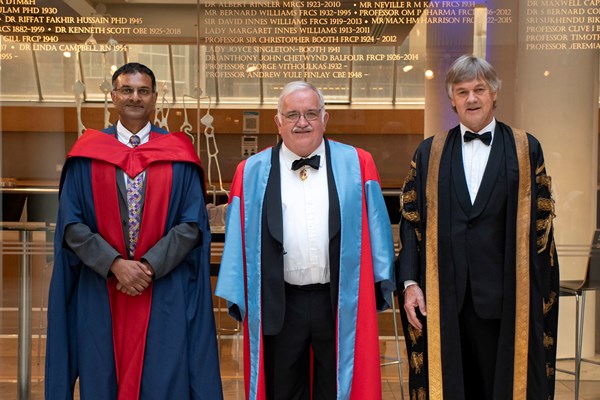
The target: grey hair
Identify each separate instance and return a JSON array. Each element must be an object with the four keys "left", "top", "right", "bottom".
[
  {"left": 277, "top": 81, "right": 326, "bottom": 124},
  {"left": 445, "top": 55, "right": 502, "bottom": 99}
]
